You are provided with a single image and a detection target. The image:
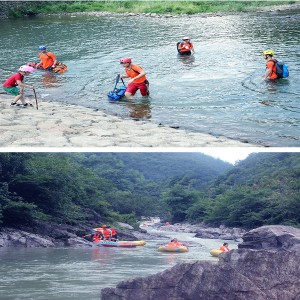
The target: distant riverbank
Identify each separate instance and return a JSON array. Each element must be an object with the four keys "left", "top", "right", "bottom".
[{"left": 2, "top": 1, "right": 300, "bottom": 18}]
